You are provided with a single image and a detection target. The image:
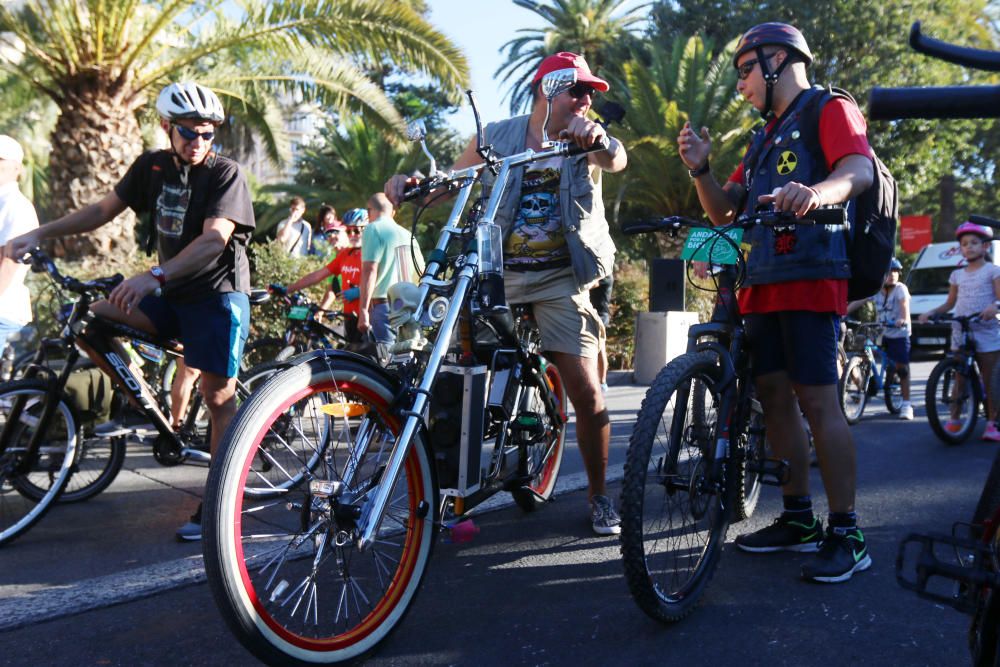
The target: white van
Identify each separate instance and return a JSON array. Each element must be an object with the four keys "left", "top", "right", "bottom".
[{"left": 906, "top": 240, "right": 1000, "bottom": 352}]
